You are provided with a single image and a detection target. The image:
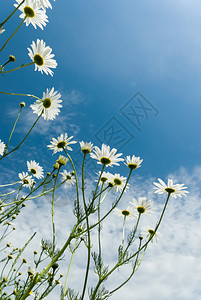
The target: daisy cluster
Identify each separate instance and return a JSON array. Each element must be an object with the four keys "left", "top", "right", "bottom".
[{"left": 18, "top": 160, "right": 44, "bottom": 189}]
